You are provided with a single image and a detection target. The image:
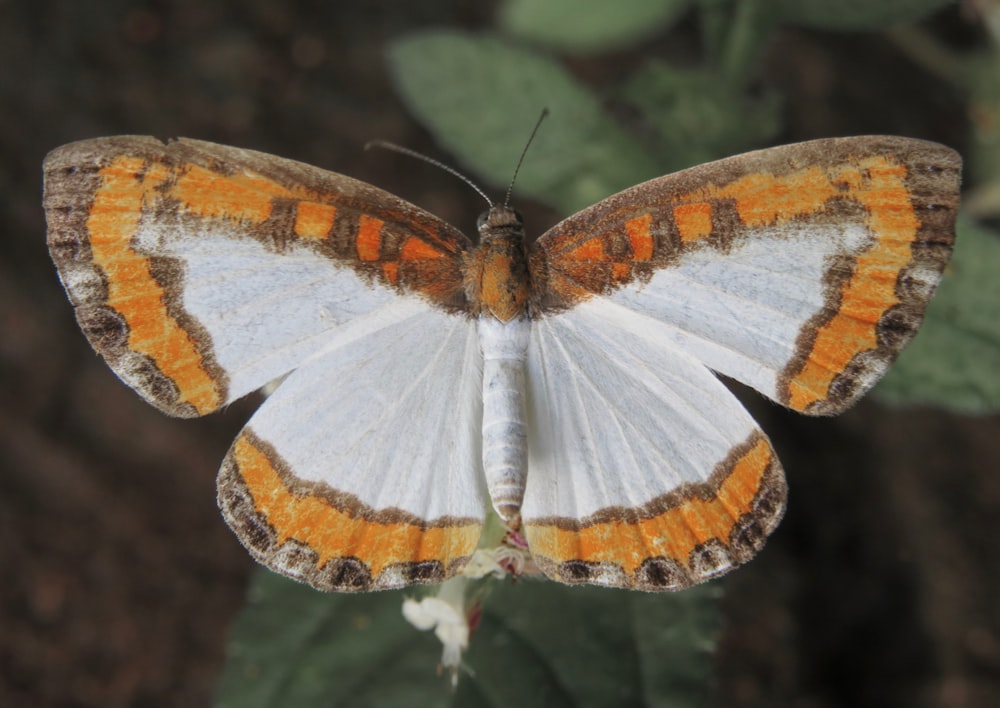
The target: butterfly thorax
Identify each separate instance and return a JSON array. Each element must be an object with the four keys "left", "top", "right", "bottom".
[{"left": 463, "top": 206, "right": 530, "bottom": 323}]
